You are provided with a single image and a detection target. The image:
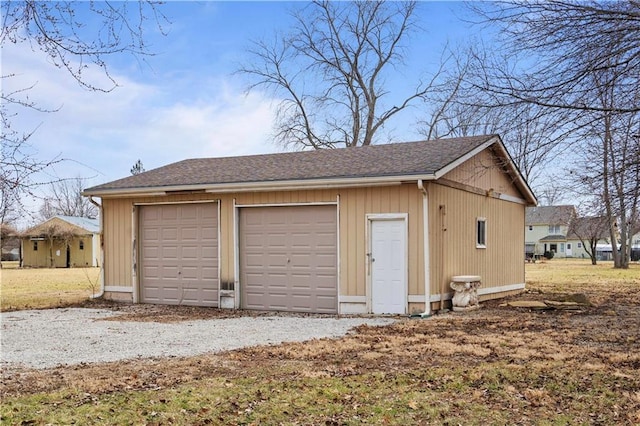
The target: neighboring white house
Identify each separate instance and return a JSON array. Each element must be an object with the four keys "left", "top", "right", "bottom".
[
  {"left": 526, "top": 206, "right": 639, "bottom": 261},
  {"left": 525, "top": 205, "right": 576, "bottom": 258}
]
